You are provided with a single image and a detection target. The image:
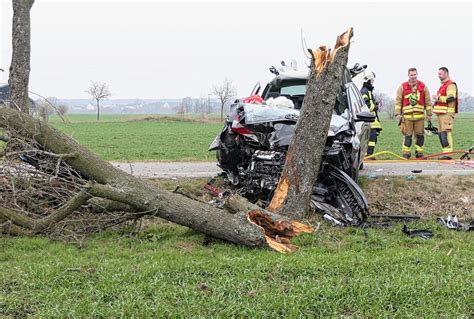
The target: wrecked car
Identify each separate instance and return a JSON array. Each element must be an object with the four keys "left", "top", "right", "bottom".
[{"left": 209, "top": 63, "right": 375, "bottom": 225}]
